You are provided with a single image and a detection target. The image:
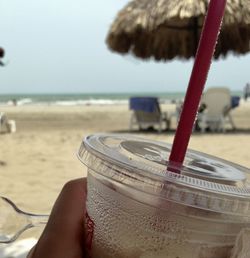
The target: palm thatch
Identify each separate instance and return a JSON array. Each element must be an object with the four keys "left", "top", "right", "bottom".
[{"left": 106, "top": 0, "right": 250, "bottom": 60}]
